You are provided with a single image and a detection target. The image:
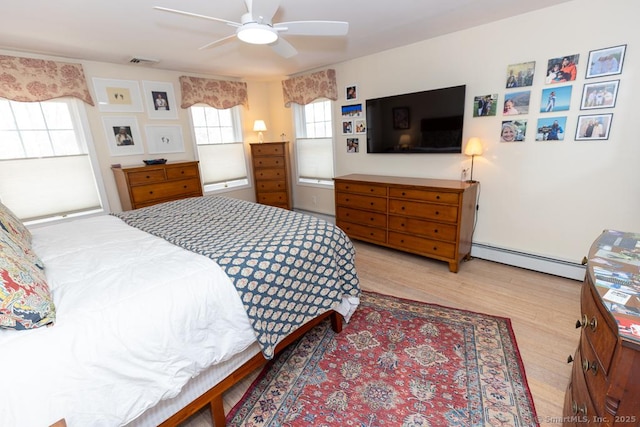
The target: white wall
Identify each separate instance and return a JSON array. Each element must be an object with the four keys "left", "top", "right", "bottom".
[{"left": 327, "top": 0, "right": 640, "bottom": 264}]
